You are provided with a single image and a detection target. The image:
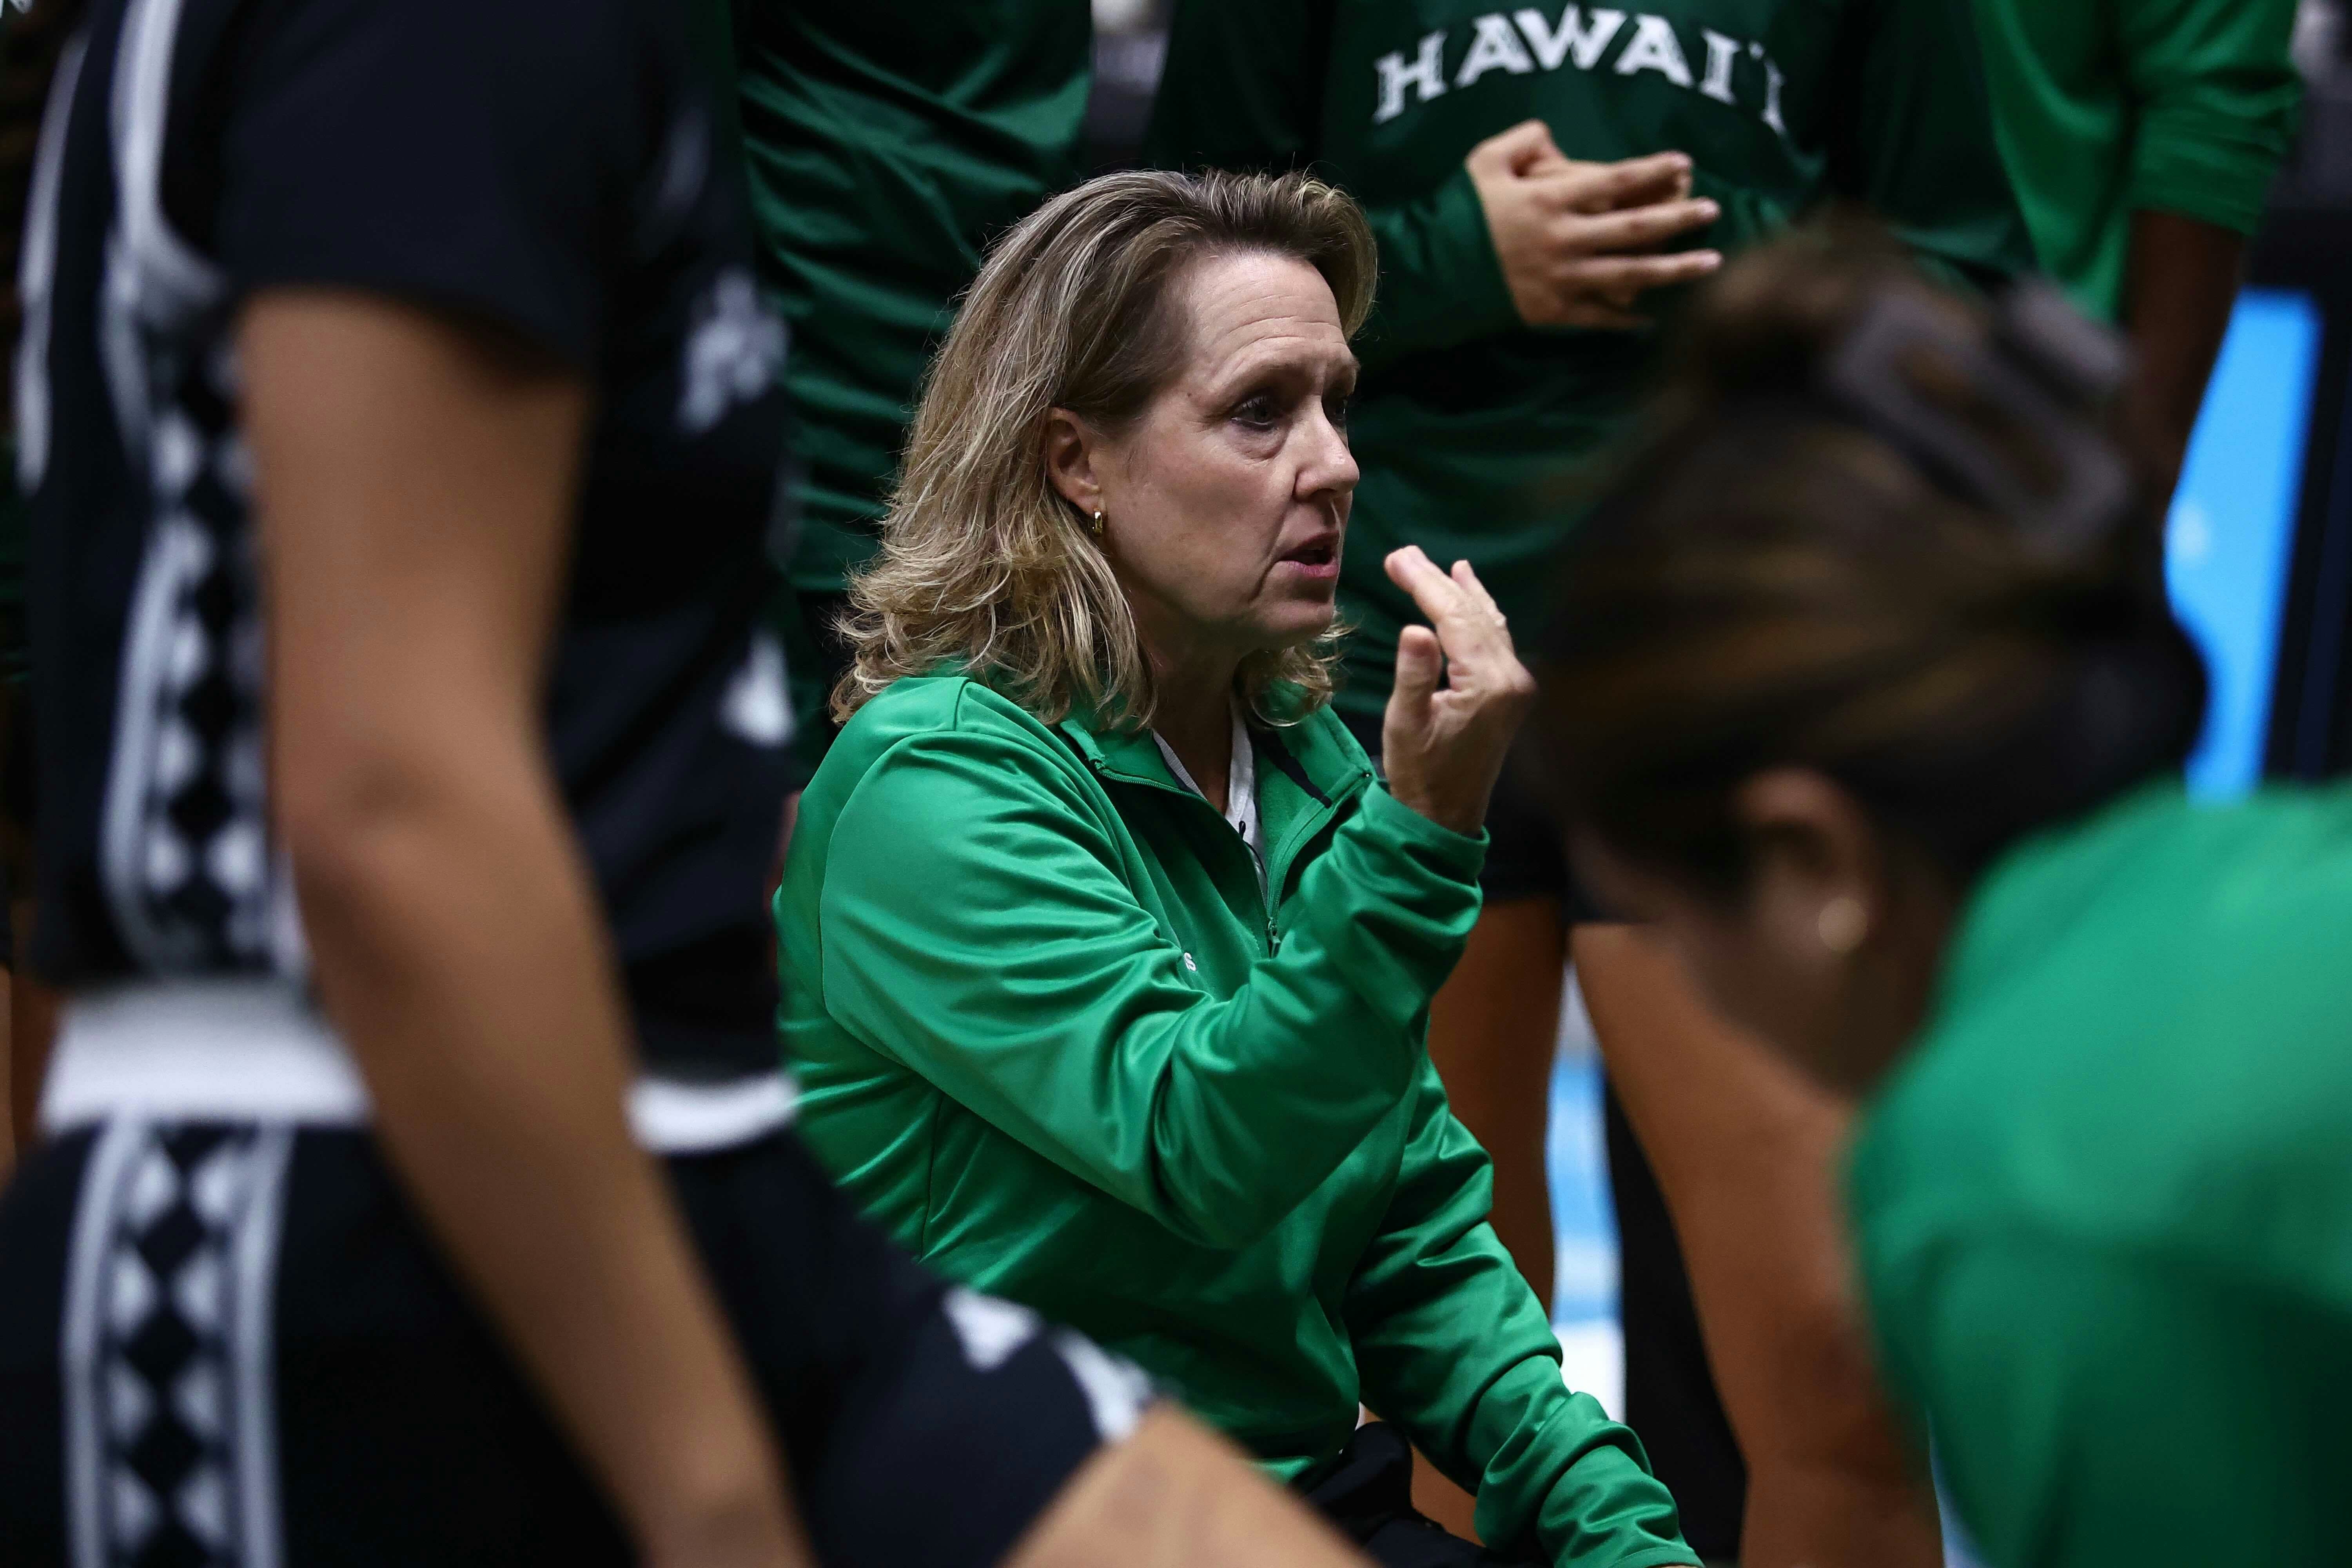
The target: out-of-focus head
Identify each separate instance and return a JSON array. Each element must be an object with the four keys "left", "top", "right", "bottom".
[
  {"left": 1534, "top": 227, "right": 2207, "bottom": 1094},
  {"left": 835, "top": 169, "right": 1376, "bottom": 728}
]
